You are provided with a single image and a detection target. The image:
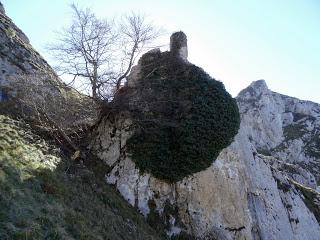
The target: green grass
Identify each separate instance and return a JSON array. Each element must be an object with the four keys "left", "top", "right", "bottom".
[{"left": 0, "top": 115, "right": 163, "bottom": 240}]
